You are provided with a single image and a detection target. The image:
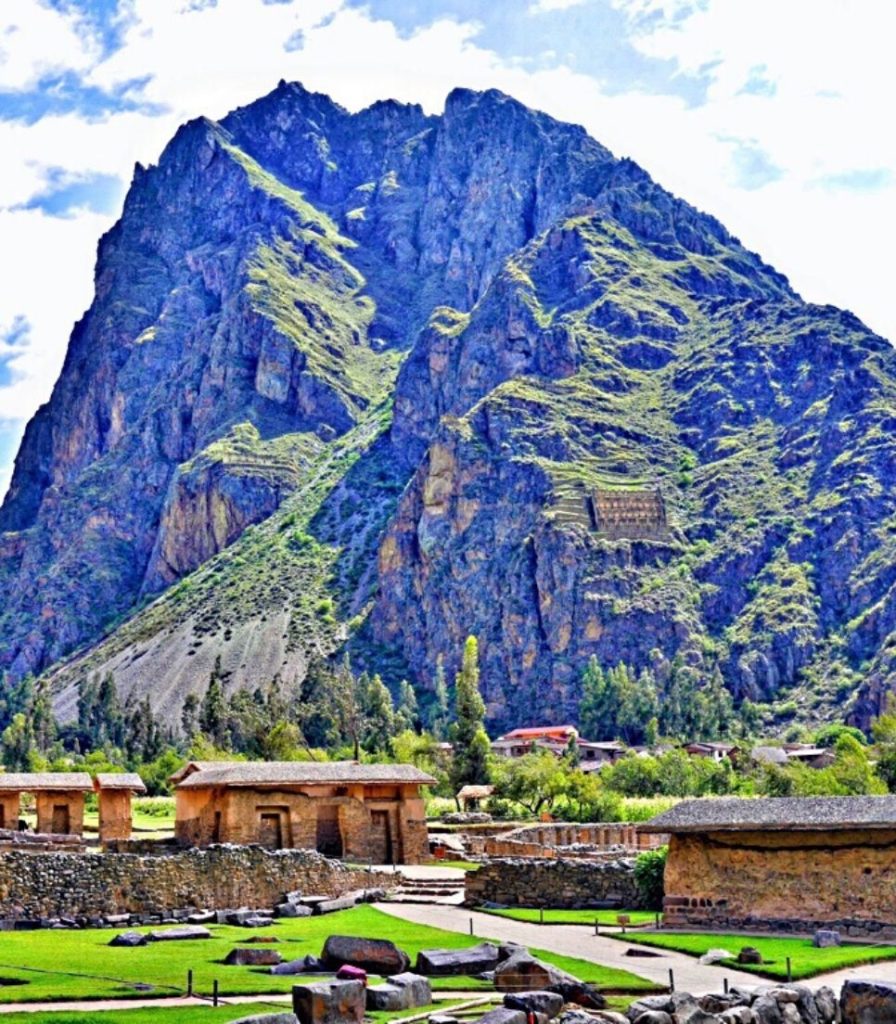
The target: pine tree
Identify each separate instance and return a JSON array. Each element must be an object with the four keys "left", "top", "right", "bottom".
[
  {"left": 578, "top": 657, "right": 617, "bottom": 740},
  {"left": 200, "top": 662, "right": 228, "bottom": 748},
  {"left": 362, "top": 674, "right": 395, "bottom": 754},
  {"left": 430, "top": 656, "right": 450, "bottom": 739},
  {"left": 450, "top": 636, "right": 491, "bottom": 791},
  {"left": 181, "top": 693, "right": 200, "bottom": 738},
  {"left": 396, "top": 680, "right": 420, "bottom": 734}
]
